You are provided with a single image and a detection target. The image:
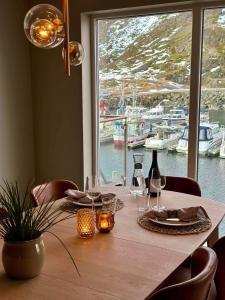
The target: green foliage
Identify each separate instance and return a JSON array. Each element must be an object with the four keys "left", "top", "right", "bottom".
[{"left": 0, "top": 181, "right": 72, "bottom": 242}]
